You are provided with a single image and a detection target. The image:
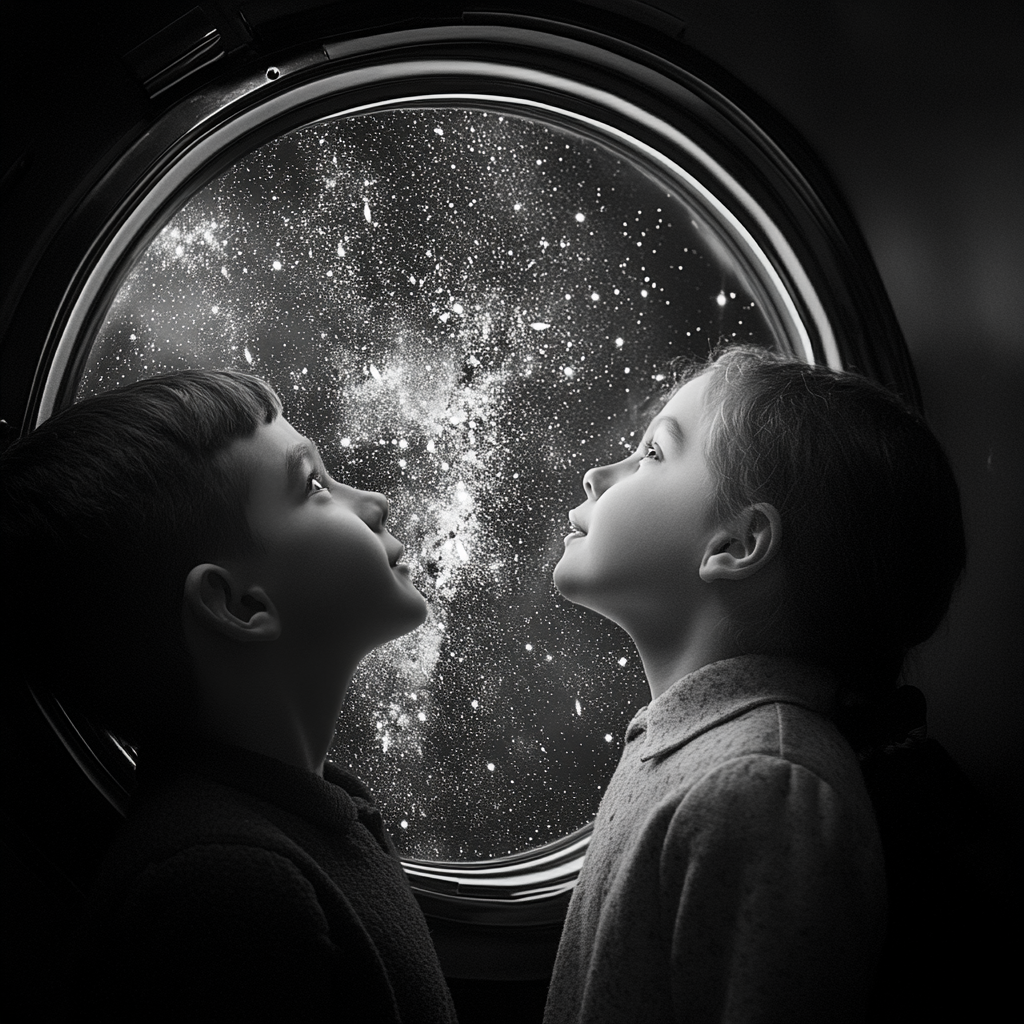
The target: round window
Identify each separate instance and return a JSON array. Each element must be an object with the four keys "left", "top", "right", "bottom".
[{"left": 32, "top": 21, "right": 911, "bottom": 940}]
